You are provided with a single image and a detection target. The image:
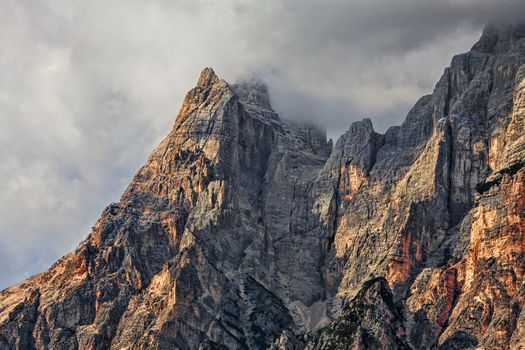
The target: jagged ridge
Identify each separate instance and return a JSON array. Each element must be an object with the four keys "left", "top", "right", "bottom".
[{"left": 1, "top": 22, "right": 525, "bottom": 350}]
